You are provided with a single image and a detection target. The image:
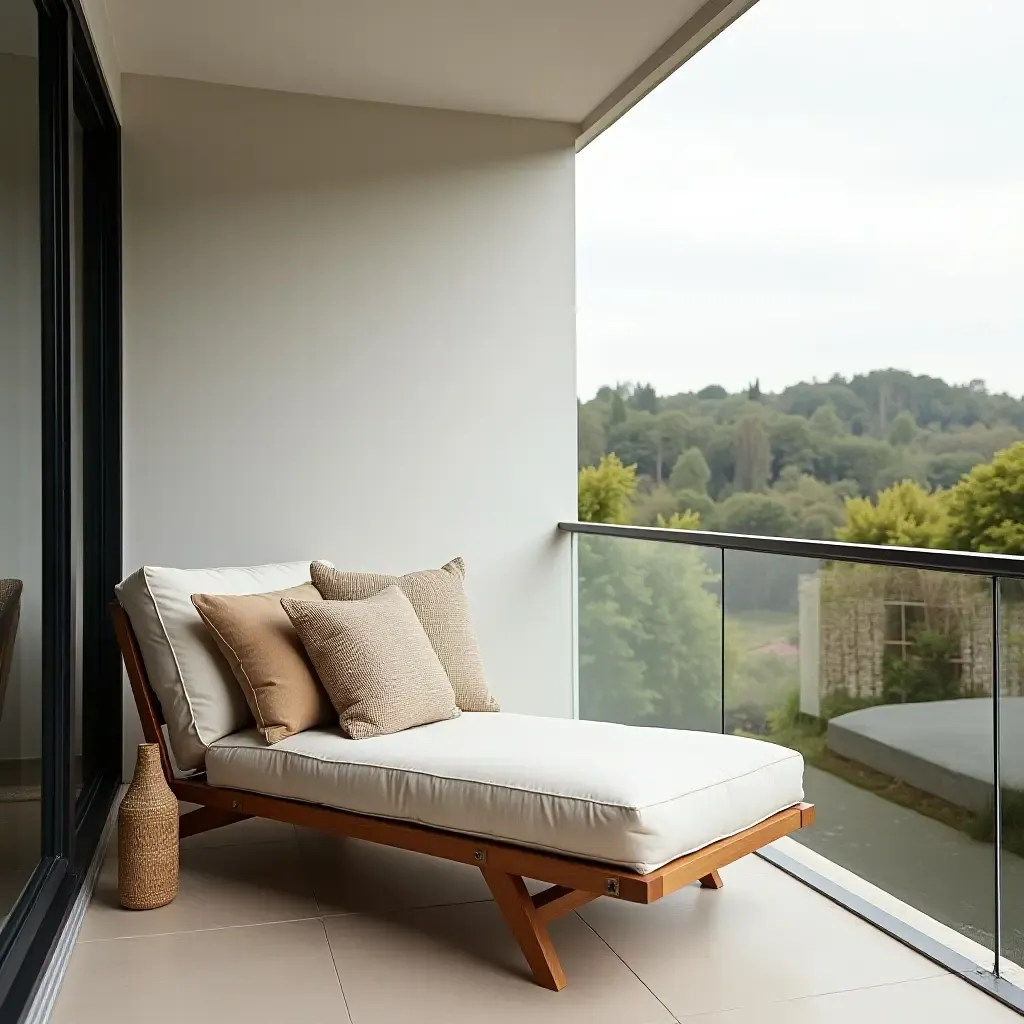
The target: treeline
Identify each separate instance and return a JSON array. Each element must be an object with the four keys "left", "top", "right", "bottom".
[{"left": 578, "top": 369, "right": 1024, "bottom": 540}]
